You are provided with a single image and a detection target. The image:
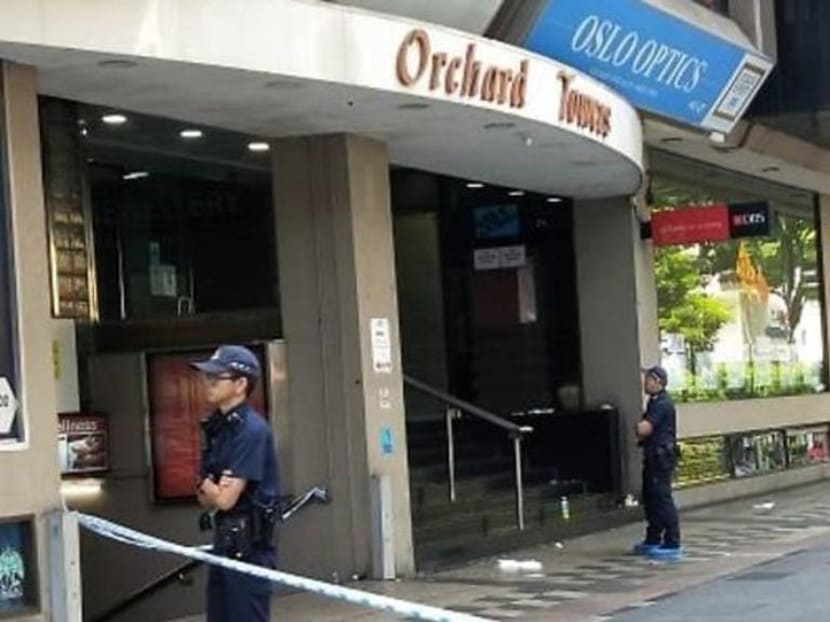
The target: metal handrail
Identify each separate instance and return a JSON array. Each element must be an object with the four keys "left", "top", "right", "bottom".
[
  {"left": 90, "top": 559, "right": 201, "bottom": 622},
  {"left": 403, "top": 375, "right": 533, "bottom": 436},
  {"left": 403, "top": 375, "right": 533, "bottom": 530}
]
